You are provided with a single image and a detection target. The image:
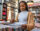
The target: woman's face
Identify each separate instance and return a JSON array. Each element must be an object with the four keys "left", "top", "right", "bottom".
[{"left": 20, "top": 2, "right": 26, "bottom": 11}]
